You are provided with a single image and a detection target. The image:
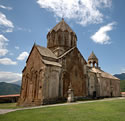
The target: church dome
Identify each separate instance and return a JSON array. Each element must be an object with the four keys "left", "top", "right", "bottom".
[
  {"left": 47, "top": 18, "right": 77, "bottom": 56},
  {"left": 47, "top": 18, "right": 76, "bottom": 35}
]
